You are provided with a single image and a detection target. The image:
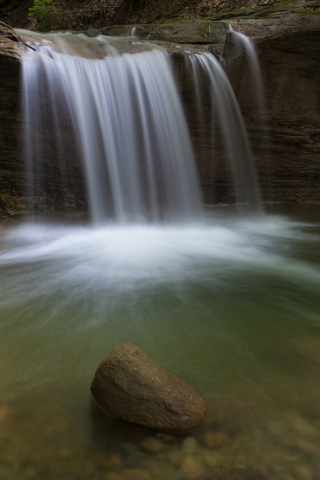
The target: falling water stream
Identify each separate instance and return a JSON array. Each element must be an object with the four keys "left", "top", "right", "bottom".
[
  {"left": 0, "top": 30, "right": 320, "bottom": 480},
  {"left": 228, "top": 25, "right": 269, "bottom": 155},
  {"left": 22, "top": 34, "right": 203, "bottom": 223},
  {"left": 189, "top": 52, "right": 262, "bottom": 211}
]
